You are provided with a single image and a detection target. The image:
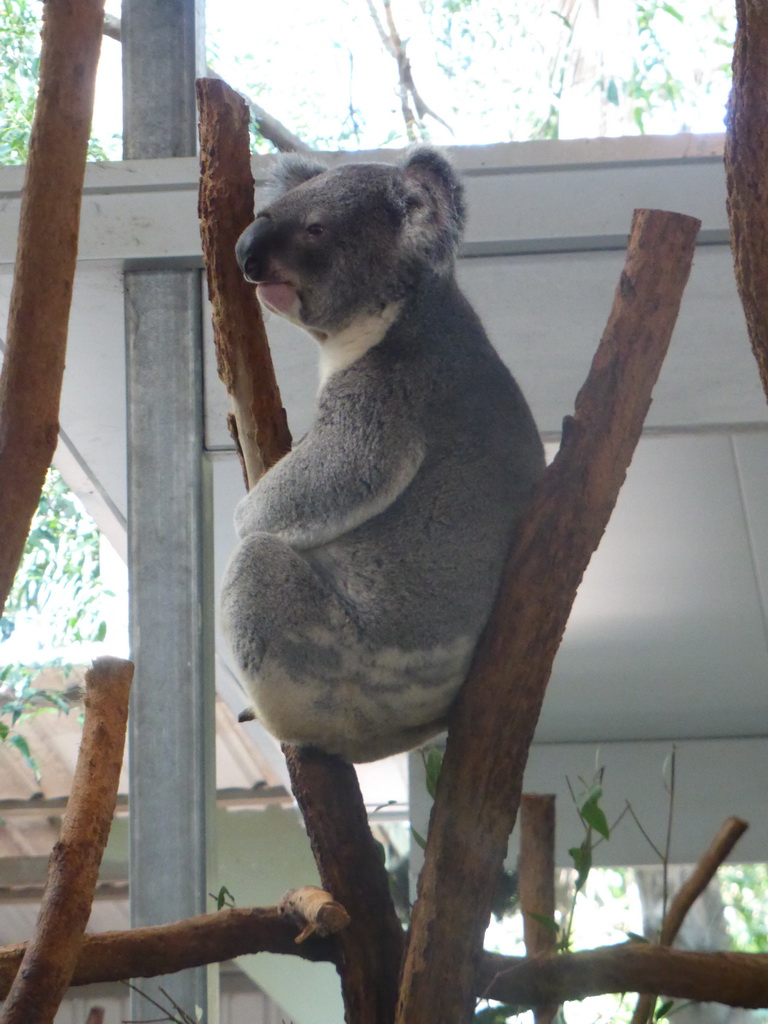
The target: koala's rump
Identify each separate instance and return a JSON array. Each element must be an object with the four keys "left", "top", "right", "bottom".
[{"left": 221, "top": 528, "right": 476, "bottom": 761}]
